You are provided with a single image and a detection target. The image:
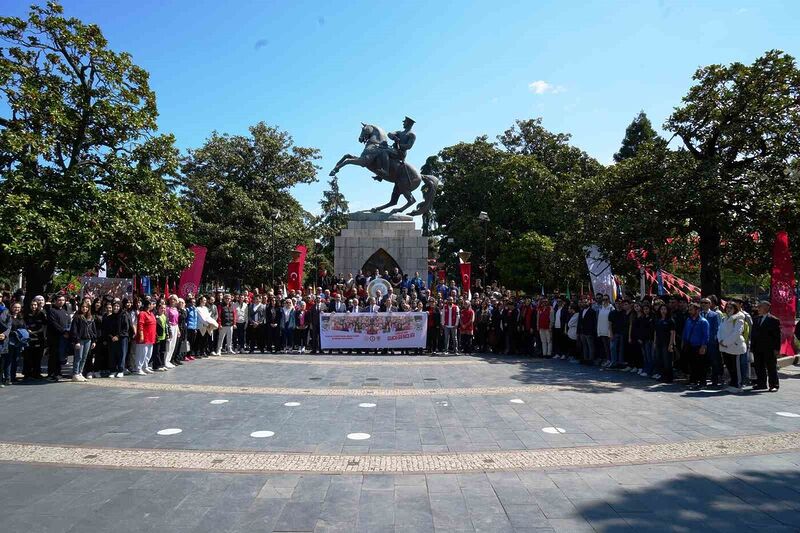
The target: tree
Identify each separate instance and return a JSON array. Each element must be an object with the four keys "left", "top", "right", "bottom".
[
  {"left": 432, "top": 120, "right": 597, "bottom": 291},
  {"left": 667, "top": 50, "right": 800, "bottom": 295},
  {"left": 0, "top": 2, "right": 191, "bottom": 293},
  {"left": 613, "top": 111, "right": 664, "bottom": 162},
  {"left": 317, "top": 175, "right": 348, "bottom": 256},
  {"left": 181, "top": 122, "right": 319, "bottom": 288},
  {"left": 586, "top": 50, "right": 800, "bottom": 296}
]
